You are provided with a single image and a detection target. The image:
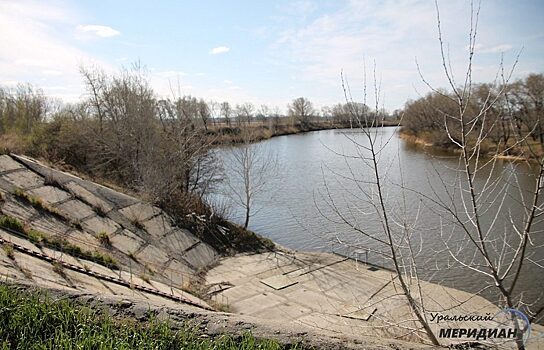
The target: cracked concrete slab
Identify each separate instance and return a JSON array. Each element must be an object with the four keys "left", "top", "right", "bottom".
[
  {"left": 64, "top": 181, "right": 113, "bottom": 212},
  {"left": 1, "top": 199, "right": 40, "bottom": 222},
  {"left": 109, "top": 229, "right": 145, "bottom": 255},
  {"left": 163, "top": 259, "right": 196, "bottom": 286},
  {"left": 56, "top": 199, "right": 95, "bottom": 221},
  {"left": 136, "top": 244, "right": 170, "bottom": 267},
  {"left": 1, "top": 170, "right": 44, "bottom": 189},
  {"left": 119, "top": 202, "right": 161, "bottom": 223},
  {"left": 142, "top": 214, "right": 174, "bottom": 237},
  {"left": 82, "top": 216, "right": 120, "bottom": 235},
  {"left": 0, "top": 228, "right": 42, "bottom": 254},
  {"left": 160, "top": 229, "right": 199, "bottom": 253},
  {"left": 0, "top": 155, "right": 25, "bottom": 172},
  {"left": 182, "top": 242, "right": 218, "bottom": 269},
  {"left": 27, "top": 186, "right": 71, "bottom": 205}
]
